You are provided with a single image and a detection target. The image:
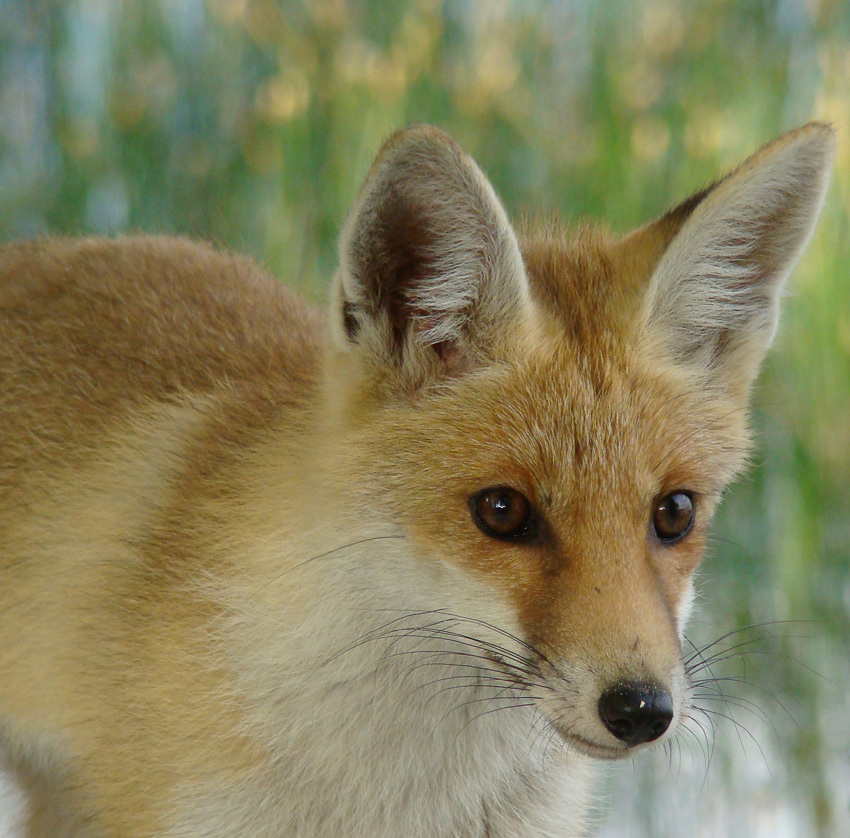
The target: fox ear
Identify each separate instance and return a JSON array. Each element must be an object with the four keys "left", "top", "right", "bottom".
[
  {"left": 331, "top": 125, "right": 532, "bottom": 386},
  {"left": 629, "top": 123, "right": 834, "bottom": 397}
]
